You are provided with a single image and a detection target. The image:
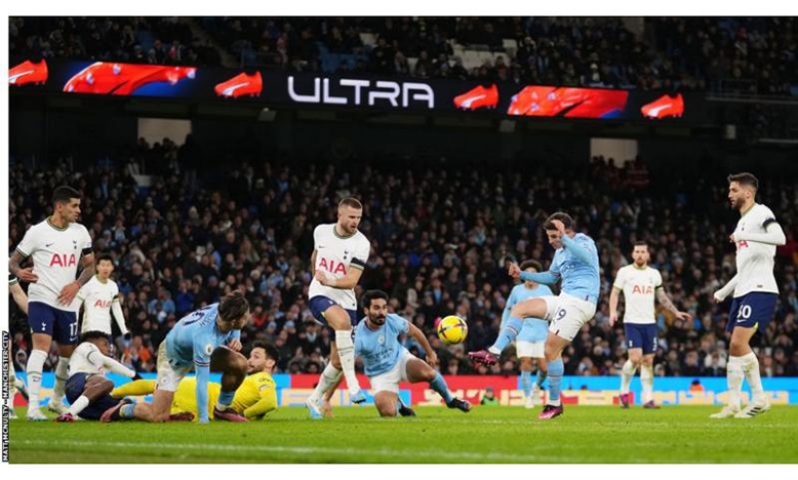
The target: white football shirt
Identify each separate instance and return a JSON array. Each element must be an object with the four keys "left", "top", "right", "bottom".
[
  {"left": 69, "top": 341, "right": 135, "bottom": 377},
  {"left": 732, "top": 203, "right": 779, "bottom": 297},
  {"left": 308, "top": 223, "right": 371, "bottom": 311},
  {"left": 16, "top": 219, "right": 93, "bottom": 312},
  {"left": 613, "top": 264, "right": 663, "bottom": 325},
  {"left": 78, "top": 275, "right": 123, "bottom": 335}
]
